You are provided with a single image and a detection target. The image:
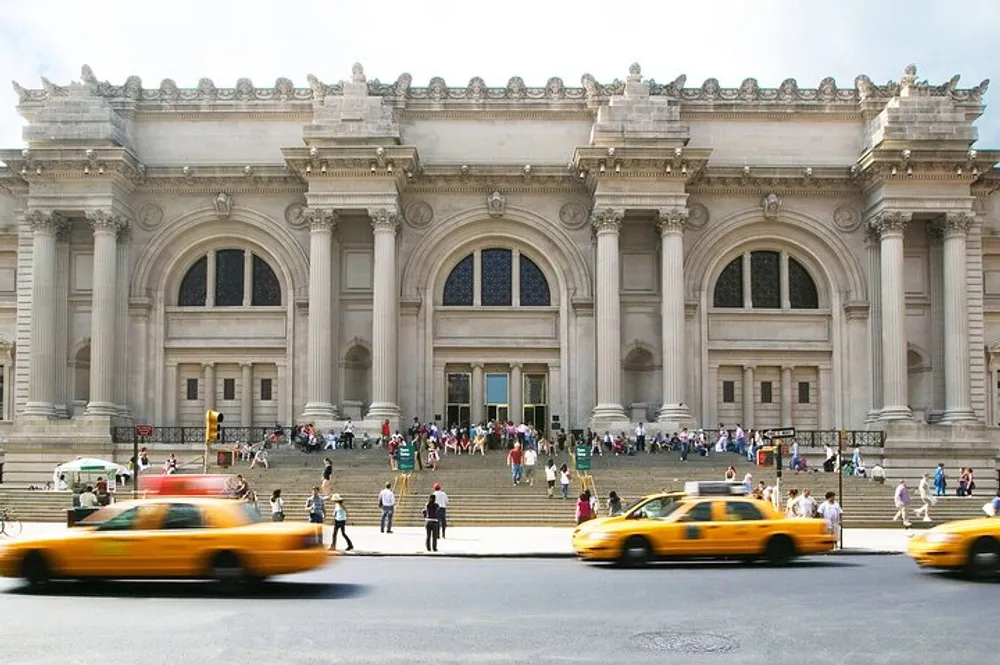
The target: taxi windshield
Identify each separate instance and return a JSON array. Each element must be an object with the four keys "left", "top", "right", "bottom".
[
  {"left": 237, "top": 502, "right": 265, "bottom": 525},
  {"left": 628, "top": 497, "right": 684, "bottom": 520}
]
